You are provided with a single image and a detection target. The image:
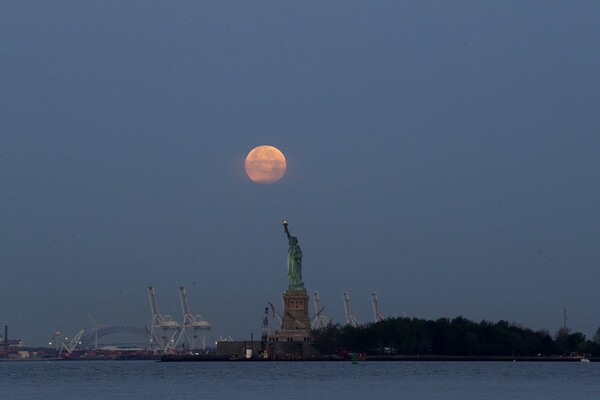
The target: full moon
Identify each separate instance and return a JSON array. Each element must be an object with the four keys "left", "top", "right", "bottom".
[{"left": 245, "top": 145, "right": 287, "bottom": 184}]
